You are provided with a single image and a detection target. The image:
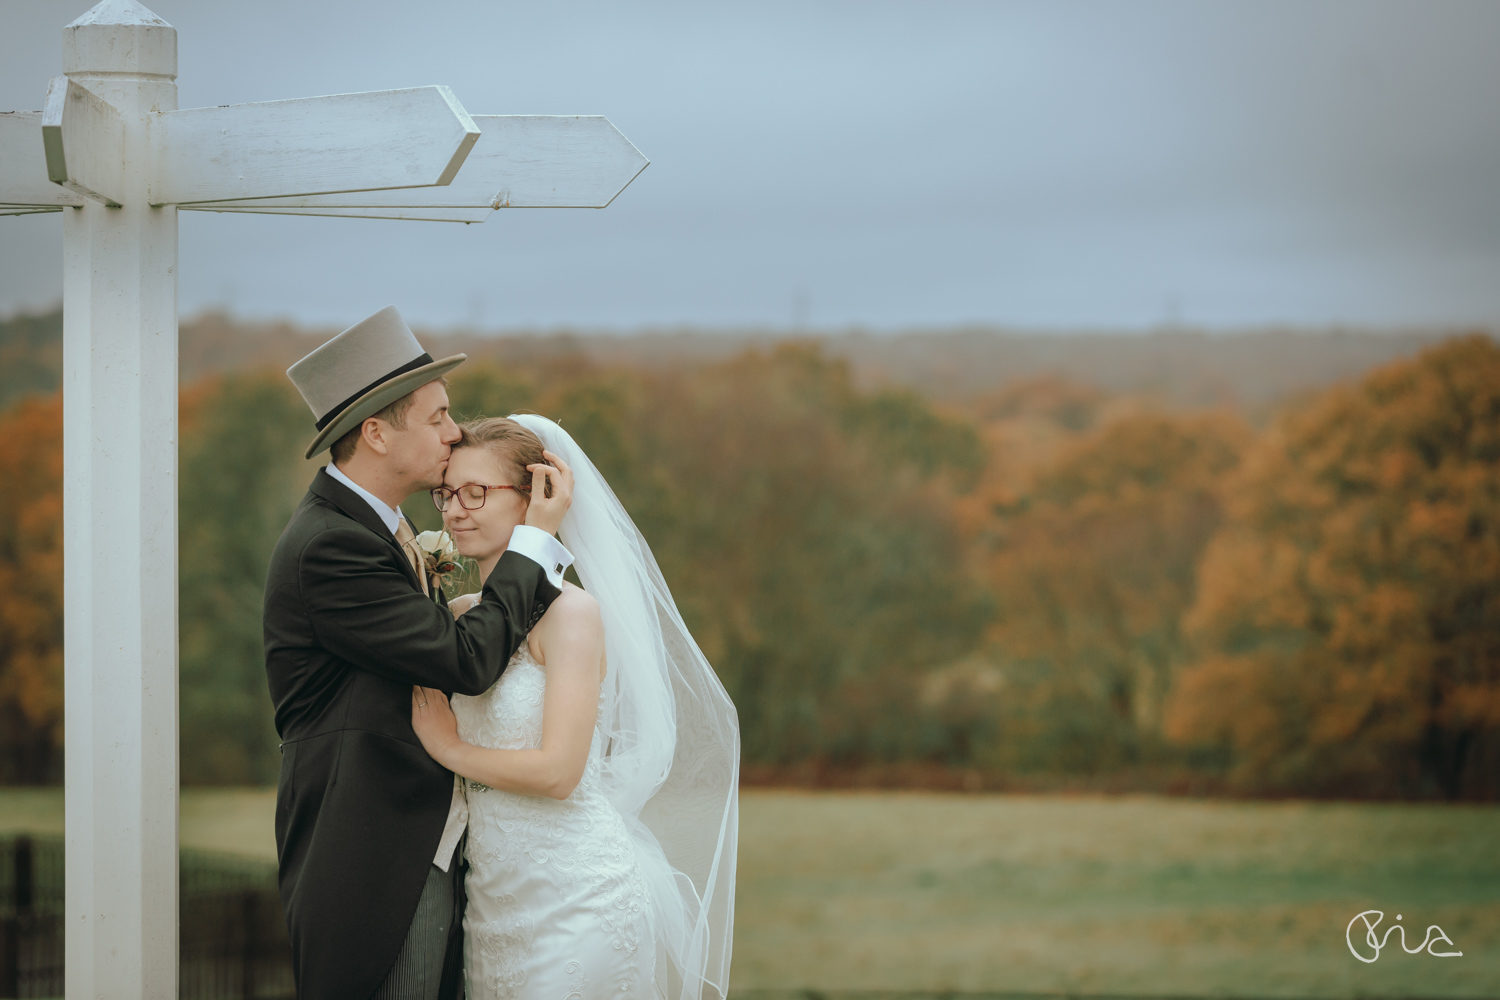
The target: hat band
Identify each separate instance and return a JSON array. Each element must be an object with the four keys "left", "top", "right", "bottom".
[{"left": 314, "top": 353, "right": 436, "bottom": 431}]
